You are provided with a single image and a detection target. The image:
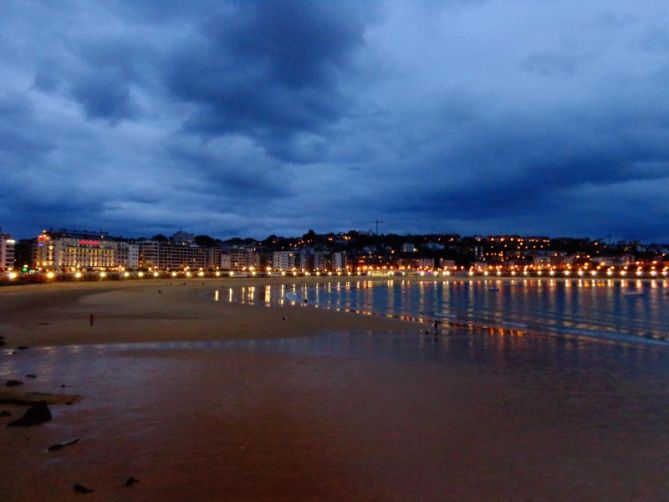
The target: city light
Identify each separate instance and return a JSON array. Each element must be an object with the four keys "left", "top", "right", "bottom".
[{"left": 3, "top": 229, "right": 669, "bottom": 282}]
